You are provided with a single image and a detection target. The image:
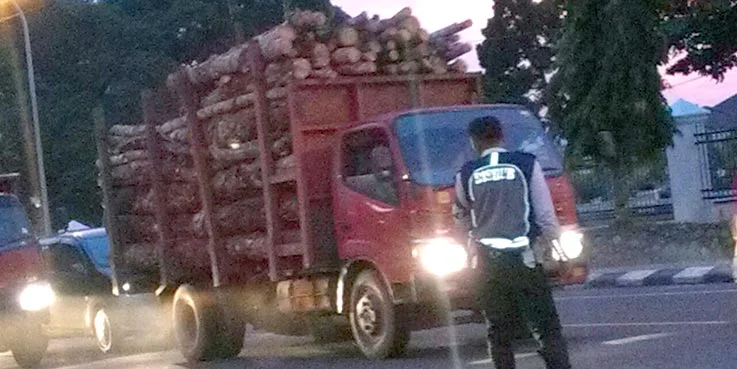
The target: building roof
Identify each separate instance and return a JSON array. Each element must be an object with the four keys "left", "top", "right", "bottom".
[
  {"left": 670, "top": 98, "right": 709, "bottom": 118},
  {"left": 706, "top": 93, "right": 737, "bottom": 130}
]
